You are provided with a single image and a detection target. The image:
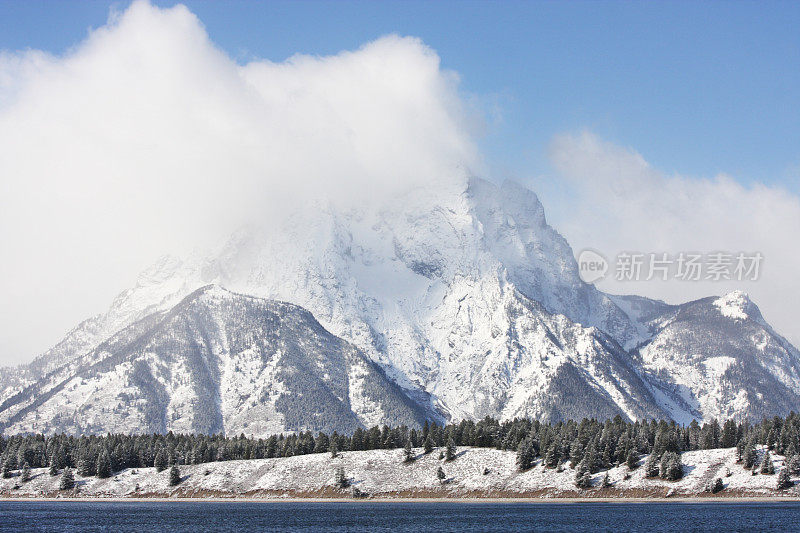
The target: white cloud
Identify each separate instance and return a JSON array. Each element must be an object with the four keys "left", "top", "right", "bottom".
[
  {"left": 2, "top": 1, "right": 797, "bottom": 369},
  {"left": 0, "top": 1, "right": 477, "bottom": 365},
  {"left": 543, "top": 131, "right": 800, "bottom": 345}
]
